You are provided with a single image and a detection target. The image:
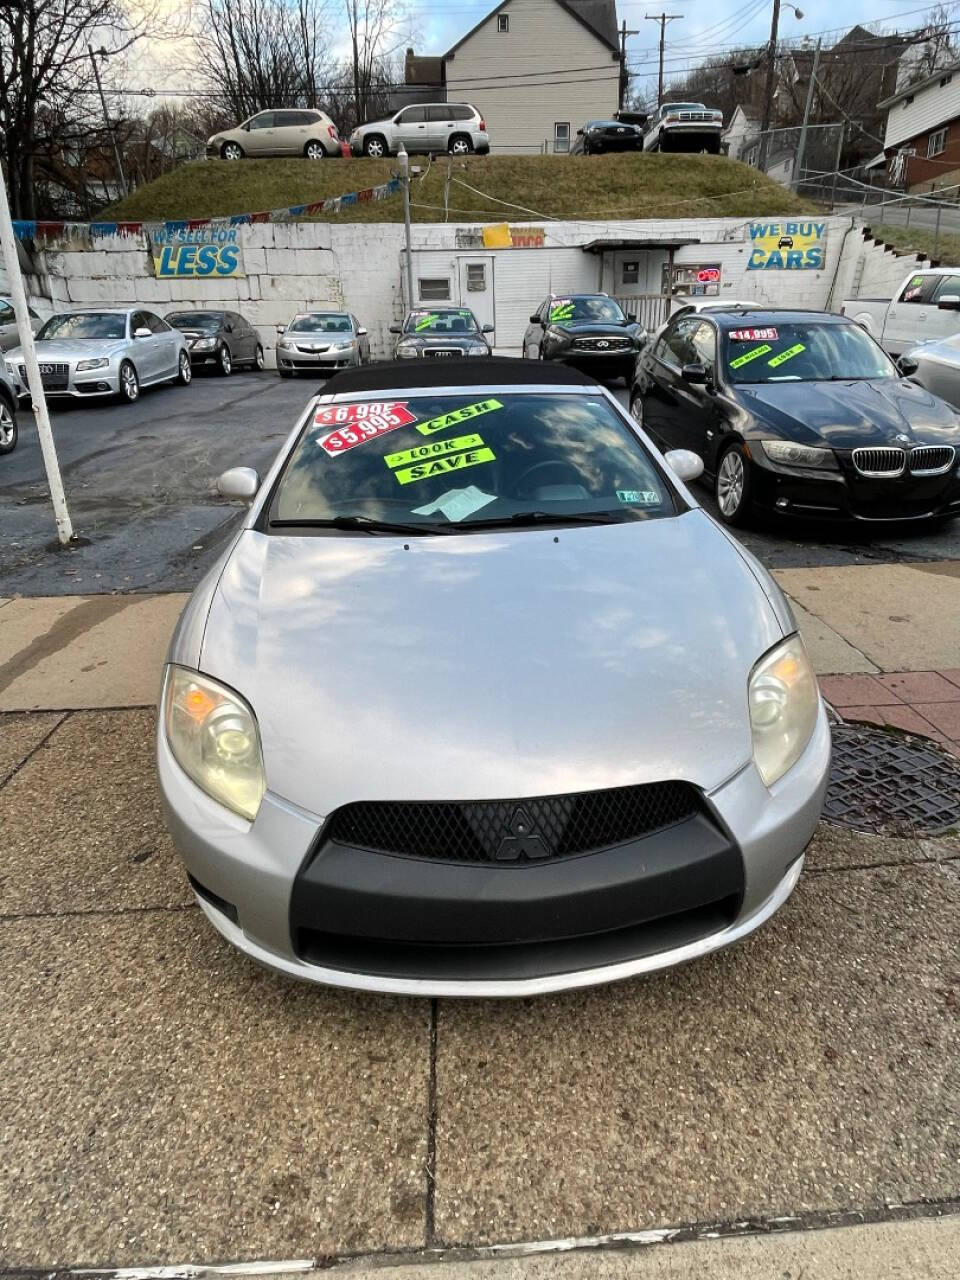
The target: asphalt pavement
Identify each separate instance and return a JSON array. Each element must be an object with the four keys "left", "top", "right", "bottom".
[{"left": 2, "top": 373, "right": 960, "bottom": 597}]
